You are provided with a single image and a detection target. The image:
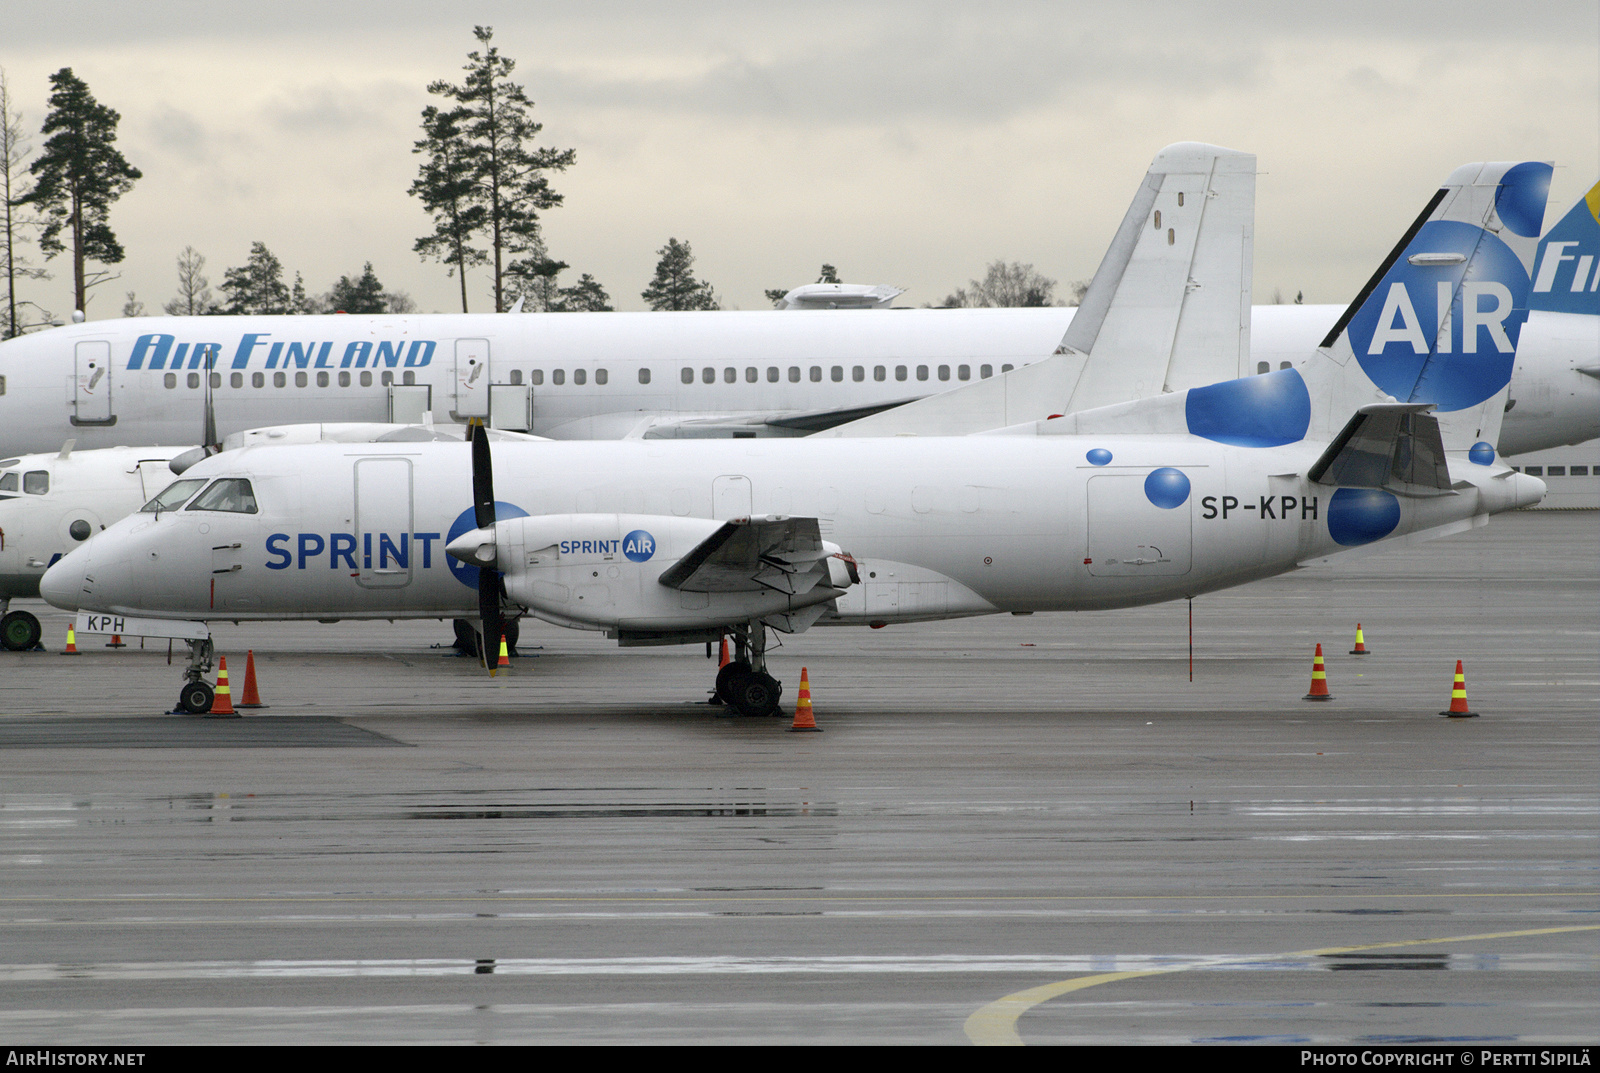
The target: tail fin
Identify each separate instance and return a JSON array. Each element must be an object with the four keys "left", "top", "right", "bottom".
[
  {"left": 1529, "top": 180, "right": 1600, "bottom": 315},
  {"left": 822, "top": 142, "right": 1255, "bottom": 437},
  {"left": 1309, "top": 160, "right": 1552, "bottom": 452}
]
